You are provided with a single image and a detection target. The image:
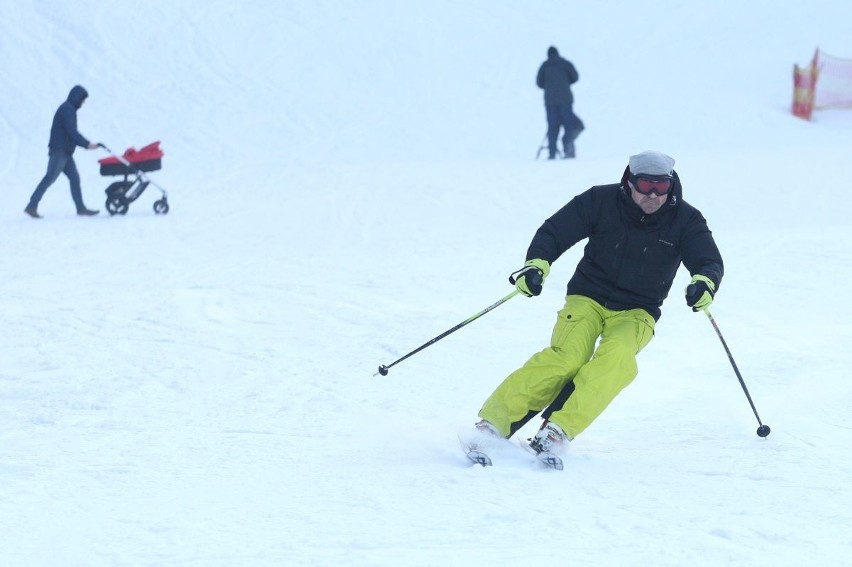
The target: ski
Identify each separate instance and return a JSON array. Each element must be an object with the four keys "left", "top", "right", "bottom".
[
  {"left": 465, "top": 448, "right": 493, "bottom": 467},
  {"left": 458, "top": 434, "right": 563, "bottom": 469},
  {"left": 458, "top": 435, "right": 493, "bottom": 466},
  {"left": 518, "top": 437, "right": 564, "bottom": 470},
  {"left": 535, "top": 451, "right": 564, "bottom": 470}
]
